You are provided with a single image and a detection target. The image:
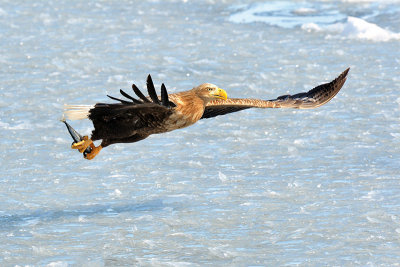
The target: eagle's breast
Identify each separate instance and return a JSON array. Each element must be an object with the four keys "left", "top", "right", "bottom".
[{"left": 162, "top": 92, "right": 205, "bottom": 132}]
